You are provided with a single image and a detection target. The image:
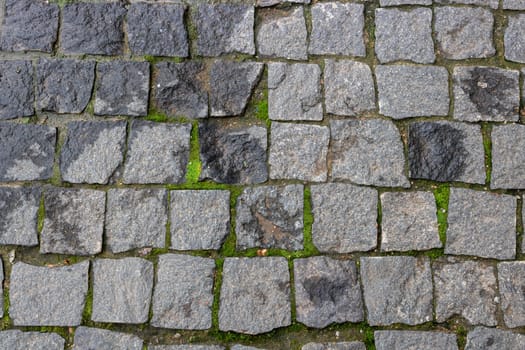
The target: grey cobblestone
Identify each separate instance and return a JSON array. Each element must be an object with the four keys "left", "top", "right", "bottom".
[
  {"left": 465, "top": 327, "right": 525, "bottom": 350},
  {"left": 0, "top": 60, "right": 34, "bottom": 119},
  {"left": 498, "top": 262, "right": 525, "bottom": 328},
  {"left": 0, "top": 186, "right": 40, "bottom": 246},
  {"left": 150, "top": 346, "right": 225, "bottom": 350},
  {"left": 504, "top": 0, "right": 525, "bottom": 9},
  {"left": 505, "top": 14, "right": 525, "bottom": 63},
  {"left": 491, "top": 124, "right": 525, "bottom": 189},
  {"left": 380, "top": 0, "right": 431, "bottom": 4},
  {"left": 73, "top": 327, "right": 143, "bottom": 350},
  {"left": 375, "top": 331, "right": 458, "bottom": 350},
  {"left": 435, "top": 0, "right": 498, "bottom": 7},
  {"left": 0, "top": 330, "right": 65, "bottom": 350},
  {"left": 302, "top": 343, "right": 366, "bottom": 350}
]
